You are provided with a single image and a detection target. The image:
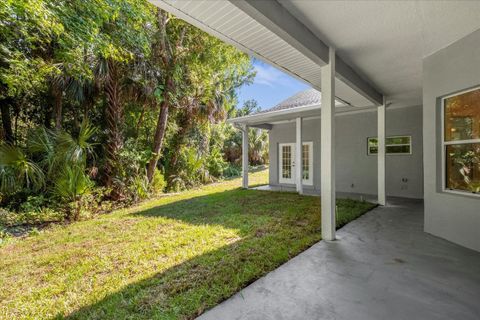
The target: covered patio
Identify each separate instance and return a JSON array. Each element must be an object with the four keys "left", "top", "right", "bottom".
[
  {"left": 149, "top": 0, "right": 480, "bottom": 319},
  {"left": 150, "top": 0, "right": 480, "bottom": 249},
  {"left": 198, "top": 197, "right": 480, "bottom": 320}
]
